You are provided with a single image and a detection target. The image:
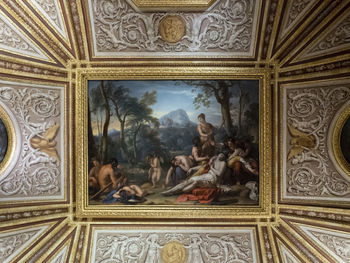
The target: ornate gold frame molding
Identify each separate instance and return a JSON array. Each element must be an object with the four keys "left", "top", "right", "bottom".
[
  {"left": 331, "top": 103, "right": 350, "bottom": 178},
  {"left": 0, "top": 103, "right": 17, "bottom": 178},
  {"left": 75, "top": 65, "right": 272, "bottom": 222},
  {"left": 127, "top": 0, "right": 217, "bottom": 11}
]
